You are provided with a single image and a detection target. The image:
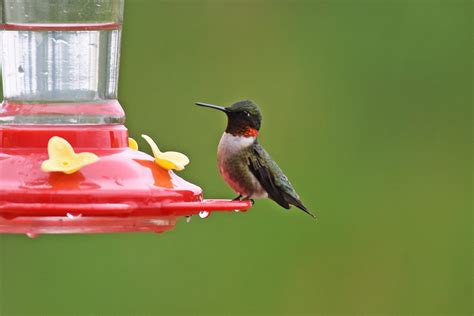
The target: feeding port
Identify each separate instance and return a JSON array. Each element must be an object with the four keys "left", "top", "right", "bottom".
[{"left": 0, "top": 0, "right": 251, "bottom": 236}]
